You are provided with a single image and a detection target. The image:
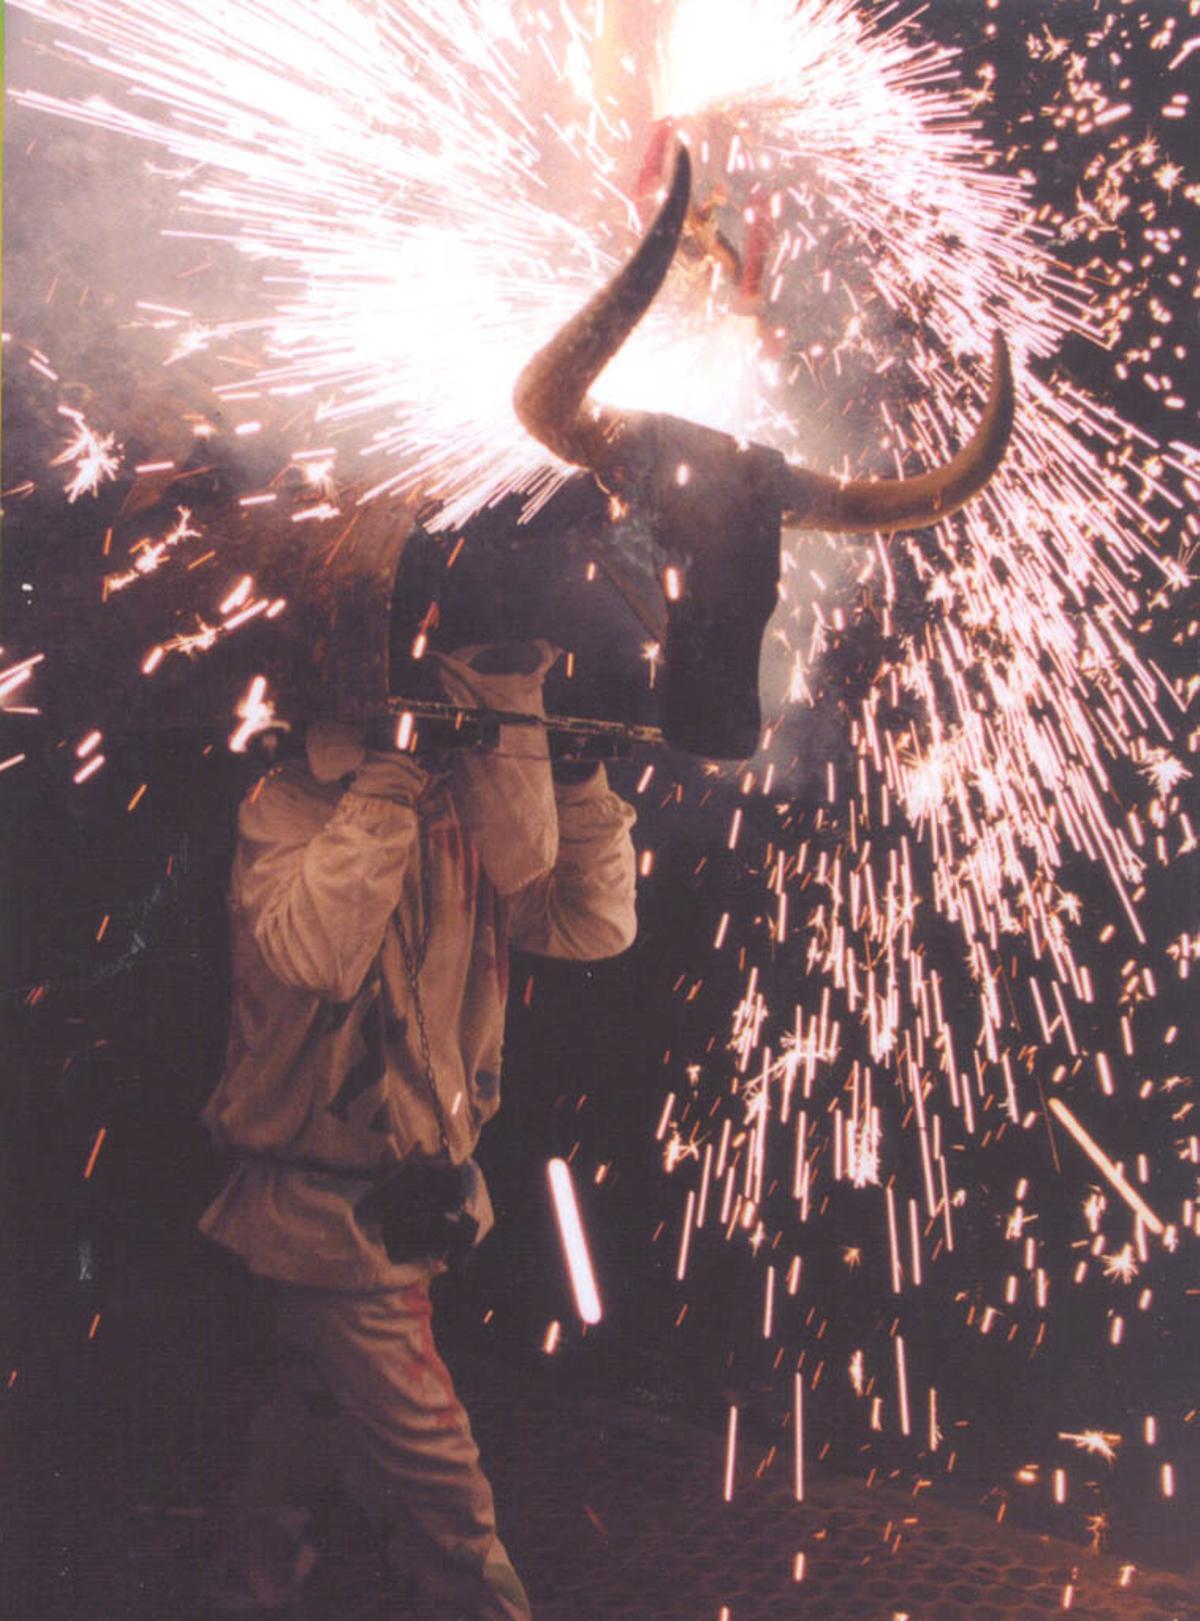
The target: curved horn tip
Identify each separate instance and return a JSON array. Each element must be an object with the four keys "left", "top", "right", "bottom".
[
  {"left": 665, "top": 142, "right": 692, "bottom": 208},
  {"left": 778, "top": 329, "right": 1017, "bottom": 534},
  {"left": 638, "top": 140, "right": 692, "bottom": 271},
  {"left": 511, "top": 137, "right": 692, "bottom": 468},
  {"left": 989, "top": 329, "right": 1014, "bottom": 418}
]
